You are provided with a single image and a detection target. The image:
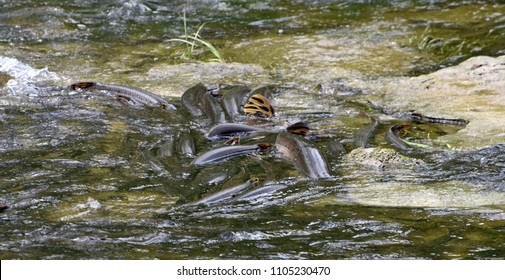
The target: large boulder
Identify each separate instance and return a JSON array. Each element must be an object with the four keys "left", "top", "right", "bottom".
[{"left": 376, "top": 55, "right": 505, "bottom": 149}]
